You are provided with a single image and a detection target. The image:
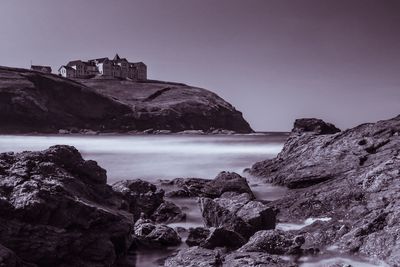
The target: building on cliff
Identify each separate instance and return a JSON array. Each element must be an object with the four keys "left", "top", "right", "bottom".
[
  {"left": 31, "top": 65, "right": 52, "bottom": 73},
  {"left": 58, "top": 54, "right": 147, "bottom": 81}
]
